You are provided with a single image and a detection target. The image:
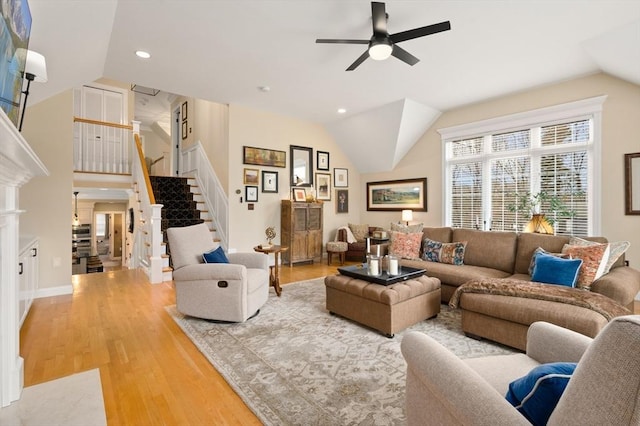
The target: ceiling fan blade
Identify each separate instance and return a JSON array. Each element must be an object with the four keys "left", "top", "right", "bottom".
[
  {"left": 371, "top": 1, "right": 387, "bottom": 34},
  {"left": 346, "top": 50, "right": 370, "bottom": 71},
  {"left": 391, "top": 45, "right": 419, "bottom": 66},
  {"left": 389, "top": 21, "right": 451, "bottom": 44},
  {"left": 316, "top": 39, "right": 369, "bottom": 44}
]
